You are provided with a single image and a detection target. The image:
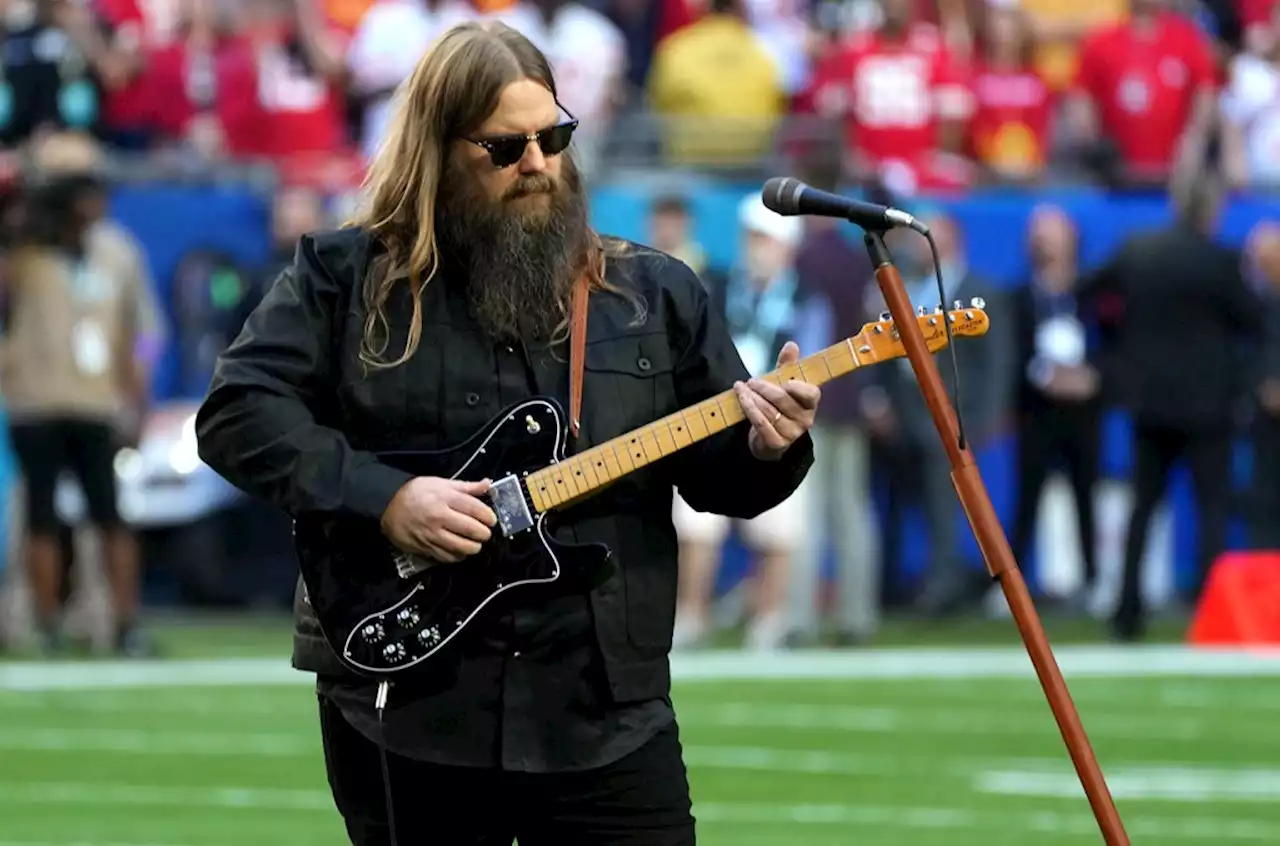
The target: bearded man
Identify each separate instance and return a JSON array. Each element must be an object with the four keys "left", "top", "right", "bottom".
[{"left": 195, "top": 20, "right": 818, "bottom": 846}]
